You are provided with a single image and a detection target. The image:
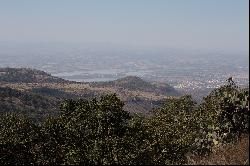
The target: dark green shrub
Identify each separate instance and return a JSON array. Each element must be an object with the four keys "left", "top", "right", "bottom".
[{"left": 194, "top": 78, "right": 249, "bottom": 155}]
